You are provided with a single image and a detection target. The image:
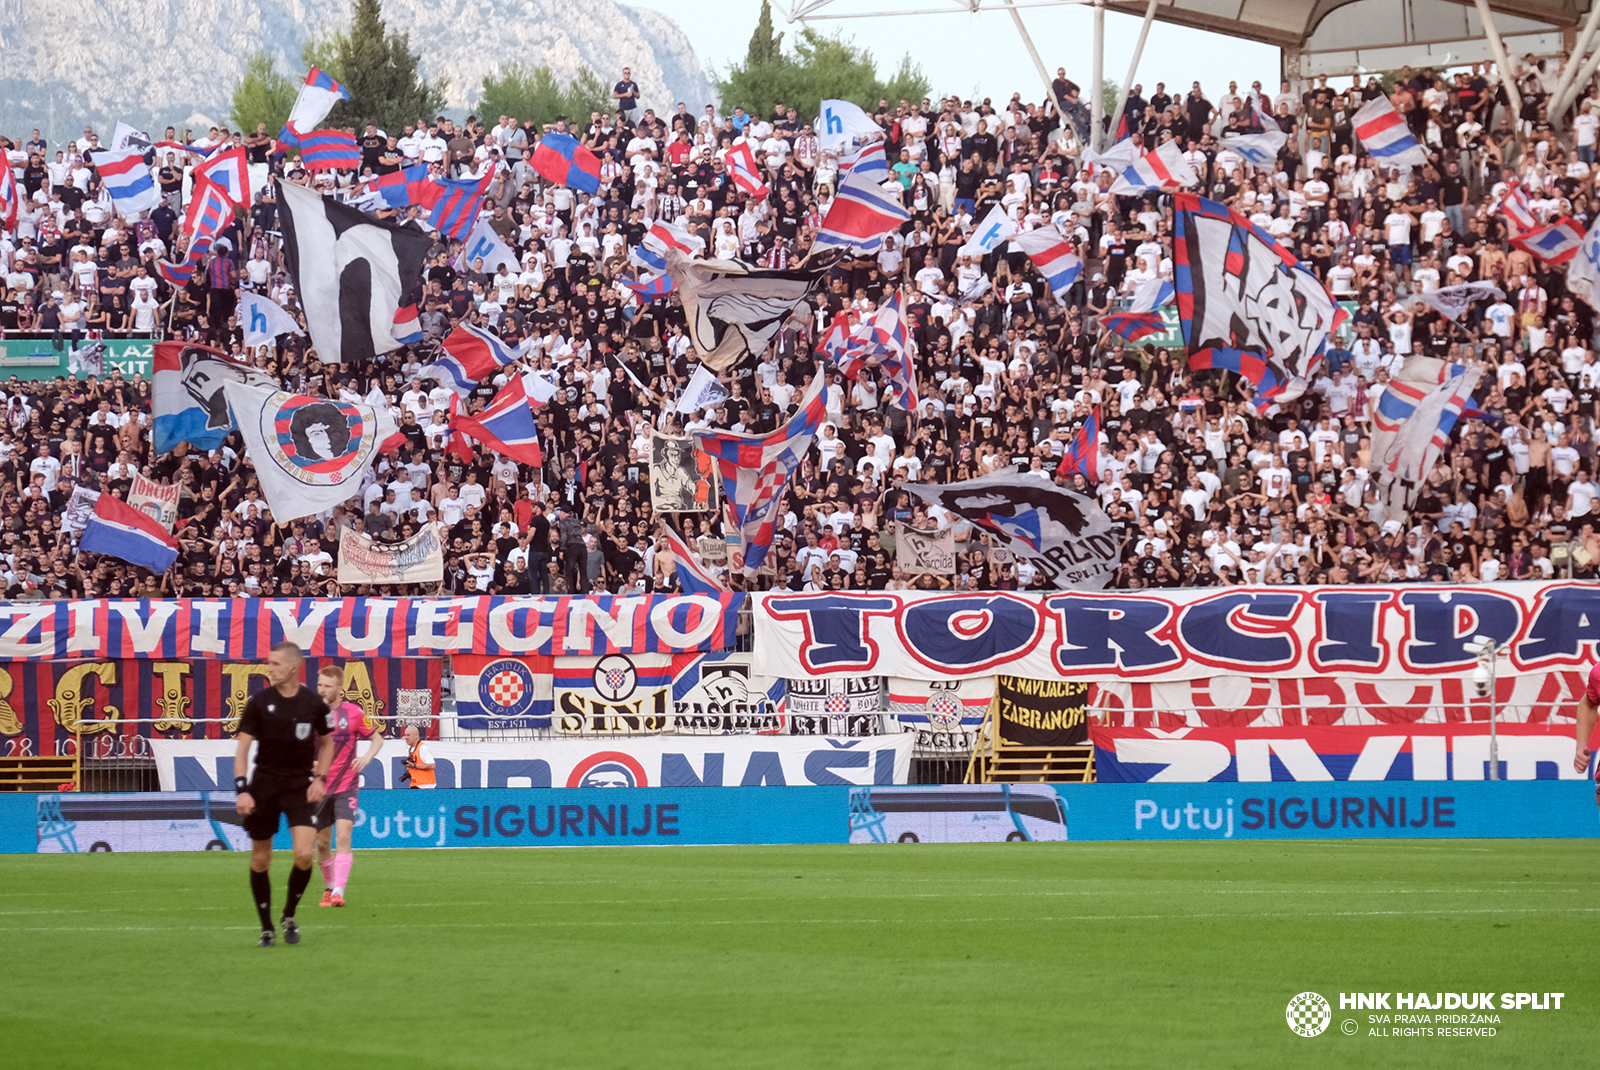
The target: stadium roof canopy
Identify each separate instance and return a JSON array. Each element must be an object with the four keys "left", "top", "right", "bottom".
[{"left": 791, "top": 0, "right": 1594, "bottom": 144}]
